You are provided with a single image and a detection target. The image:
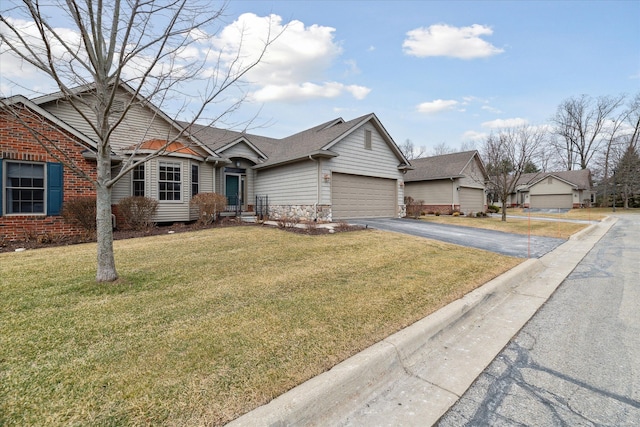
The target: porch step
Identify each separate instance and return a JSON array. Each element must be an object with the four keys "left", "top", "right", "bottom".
[{"left": 240, "top": 214, "right": 258, "bottom": 223}]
